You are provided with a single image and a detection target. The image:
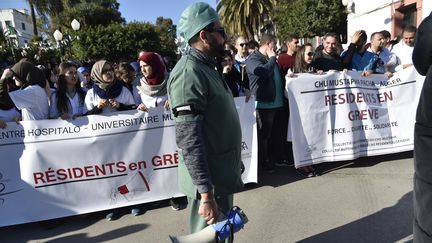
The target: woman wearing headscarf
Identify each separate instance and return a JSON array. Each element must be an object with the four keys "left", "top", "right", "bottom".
[
  {"left": 77, "top": 66, "right": 92, "bottom": 91},
  {"left": 134, "top": 51, "right": 169, "bottom": 111},
  {"left": 84, "top": 60, "right": 135, "bottom": 115},
  {"left": 0, "top": 61, "right": 48, "bottom": 120},
  {"left": 0, "top": 68, "right": 20, "bottom": 128}
]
